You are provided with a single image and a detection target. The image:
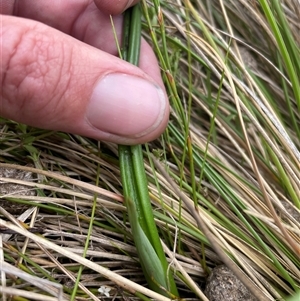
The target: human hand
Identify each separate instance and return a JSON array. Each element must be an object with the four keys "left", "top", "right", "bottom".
[{"left": 0, "top": 0, "right": 169, "bottom": 144}]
